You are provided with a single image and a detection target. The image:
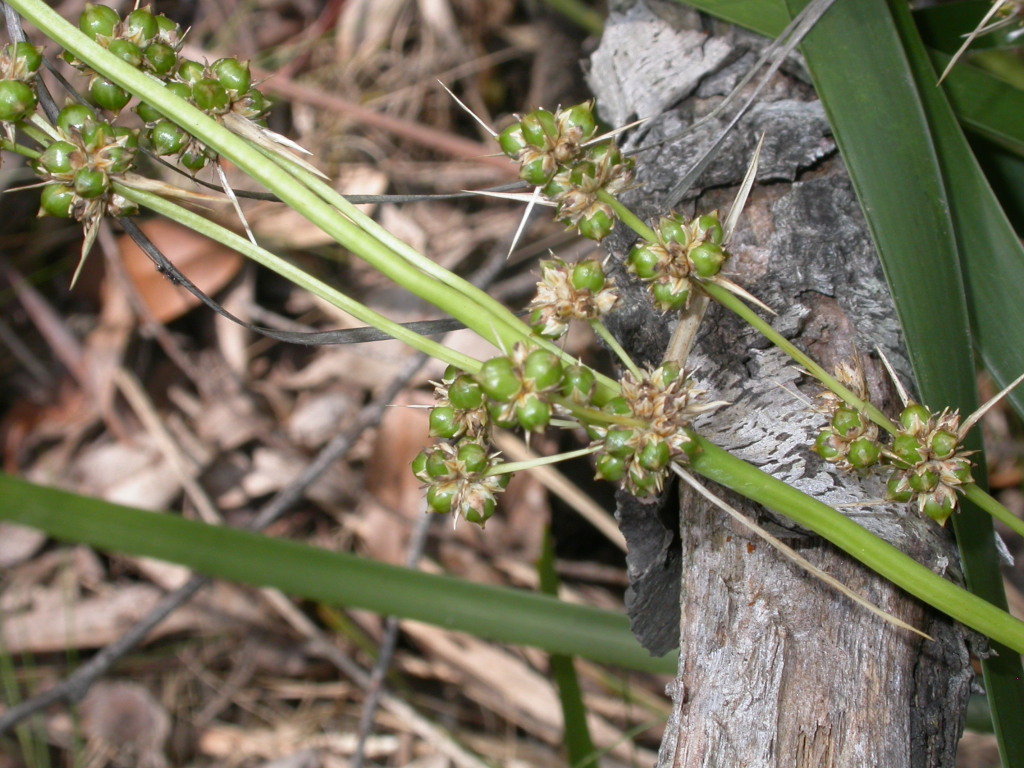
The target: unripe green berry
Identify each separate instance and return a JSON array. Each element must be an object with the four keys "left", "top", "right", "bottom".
[
  {"left": 638, "top": 440, "right": 671, "bottom": 471},
  {"left": 930, "top": 430, "right": 958, "bottom": 460},
  {"left": 892, "top": 434, "right": 925, "bottom": 465},
  {"left": 627, "top": 243, "right": 662, "bottom": 279},
  {"left": 5, "top": 42, "right": 43, "bottom": 75},
  {"left": 486, "top": 401, "right": 519, "bottom": 430},
  {"left": 519, "top": 109, "right": 557, "bottom": 148},
  {"left": 79, "top": 4, "right": 120, "bottom": 40},
  {"left": 813, "top": 429, "right": 840, "bottom": 460},
  {"left": 541, "top": 177, "right": 569, "bottom": 200},
  {"left": 106, "top": 39, "right": 142, "bottom": 67},
  {"left": 560, "top": 365, "right": 595, "bottom": 402},
  {"left": 847, "top": 437, "right": 881, "bottom": 469},
  {"left": 90, "top": 77, "right": 130, "bottom": 112},
  {"left": 886, "top": 473, "right": 914, "bottom": 503},
  {"left": 143, "top": 42, "right": 177, "bottom": 75},
  {"left": 180, "top": 147, "right": 209, "bottom": 171},
  {"left": 602, "top": 396, "right": 631, "bottom": 416},
  {"left": 148, "top": 120, "right": 189, "bottom": 155},
  {"left": 426, "top": 484, "right": 455, "bottom": 515},
  {"left": 949, "top": 458, "right": 973, "bottom": 484},
  {"left": 155, "top": 14, "right": 180, "bottom": 41},
  {"left": 923, "top": 496, "right": 955, "bottom": 525},
  {"left": 900, "top": 404, "right": 931, "bottom": 432},
  {"left": 688, "top": 242, "right": 726, "bottom": 278},
  {"left": 478, "top": 357, "right": 521, "bottom": 403},
  {"left": 80, "top": 121, "right": 115, "bottom": 150},
  {"left": 411, "top": 450, "right": 429, "bottom": 480},
  {"left": 603, "top": 428, "right": 635, "bottom": 459},
  {"left": 448, "top": 375, "right": 484, "bottom": 410},
  {"left": 577, "top": 207, "right": 614, "bottom": 241},
  {"left": 658, "top": 216, "right": 688, "bottom": 246},
  {"left": 659, "top": 362, "right": 682, "bottom": 385},
  {"left": 830, "top": 407, "right": 863, "bottom": 437},
  {"left": 56, "top": 104, "right": 96, "bottom": 135},
  {"left": 212, "top": 58, "right": 251, "bottom": 94},
  {"left": 497, "top": 122, "right": 526, "bottom": 157},
  {"left": 516, "top": 395, "right": 551, "bottom": 432},
  {"left": 651, "top": 282, "right": 689, "bottom": 311},
  {"left": 177, "top": 59, "right": 206, "bottom": 83},
  {"left": 235, "top": 88, "right": 270, "bottom": 119},
  {"left": 0, "top": 80, "right": 36, "bottom": 122},
  {"left": 73, "top": 168, "right": 108, "bottom": 199},
  {"left": 571, "top": 260, "right": 605, "bottom": 293},
  {"left": 519, "top": 154, "right": 555, "bottom": 186},
  {"left": 464, "top": 497, "right": 496, "bottom": 526},
  {"left": 595, "top": 454, "right": 626, "bottom": 483},
  {"left": 457, "top": 442, "right": 489, "bottom": 474},
  {"left": 425, "top": 450, "right": 450, "bottom": 479},
  {"left": 629, "top": 468, "right": 659, "bottom": 496},
  {"left": 523, "top": 349, "right": 563, "bottom": 390},
  {"left": 557, "top": 103, "right": 596, "bottom": 140},
  {"left": 193, "top": 78, "right": 230, "bottom": 113},
  {"left": 429, "top": 405, "right": 459, "bottom": 439},
  {"left": 908, "top": 468, "right": 939, "bottom": 493},
  {"left": 696, "top": 213, "right": 724, "bottom": 245},
  {"left": 39, "top": 183, "right": 75, "bottom": 218},
  {"left": 38, "top": 141, "right": 78, "bottom": 175}
]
